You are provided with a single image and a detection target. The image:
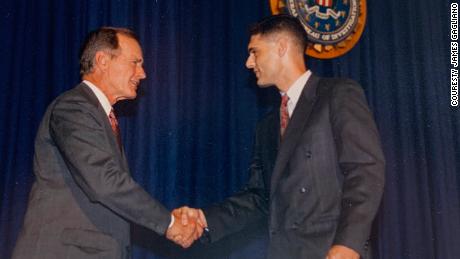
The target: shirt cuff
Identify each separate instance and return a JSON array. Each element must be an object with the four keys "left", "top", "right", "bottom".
[{"left": 168, "top": 214, "right": 175, "bottom": 228}]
